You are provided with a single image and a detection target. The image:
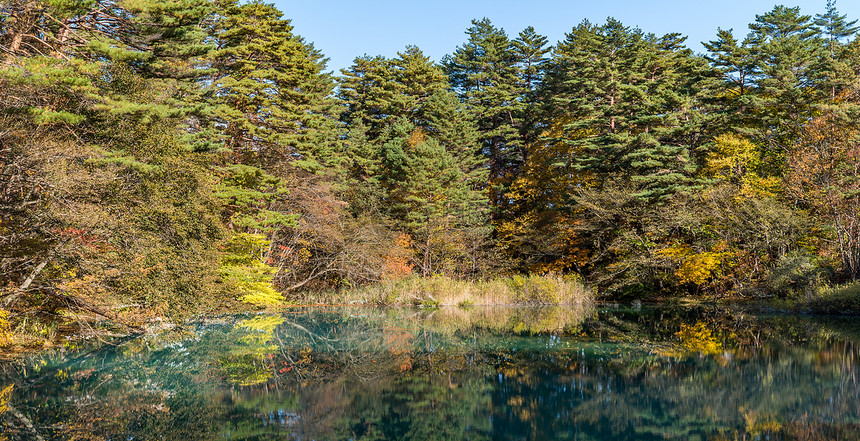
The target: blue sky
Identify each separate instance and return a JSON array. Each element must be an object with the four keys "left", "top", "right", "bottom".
[{"left": 272, "top": 0, "right": 860, "bottom": 74}]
